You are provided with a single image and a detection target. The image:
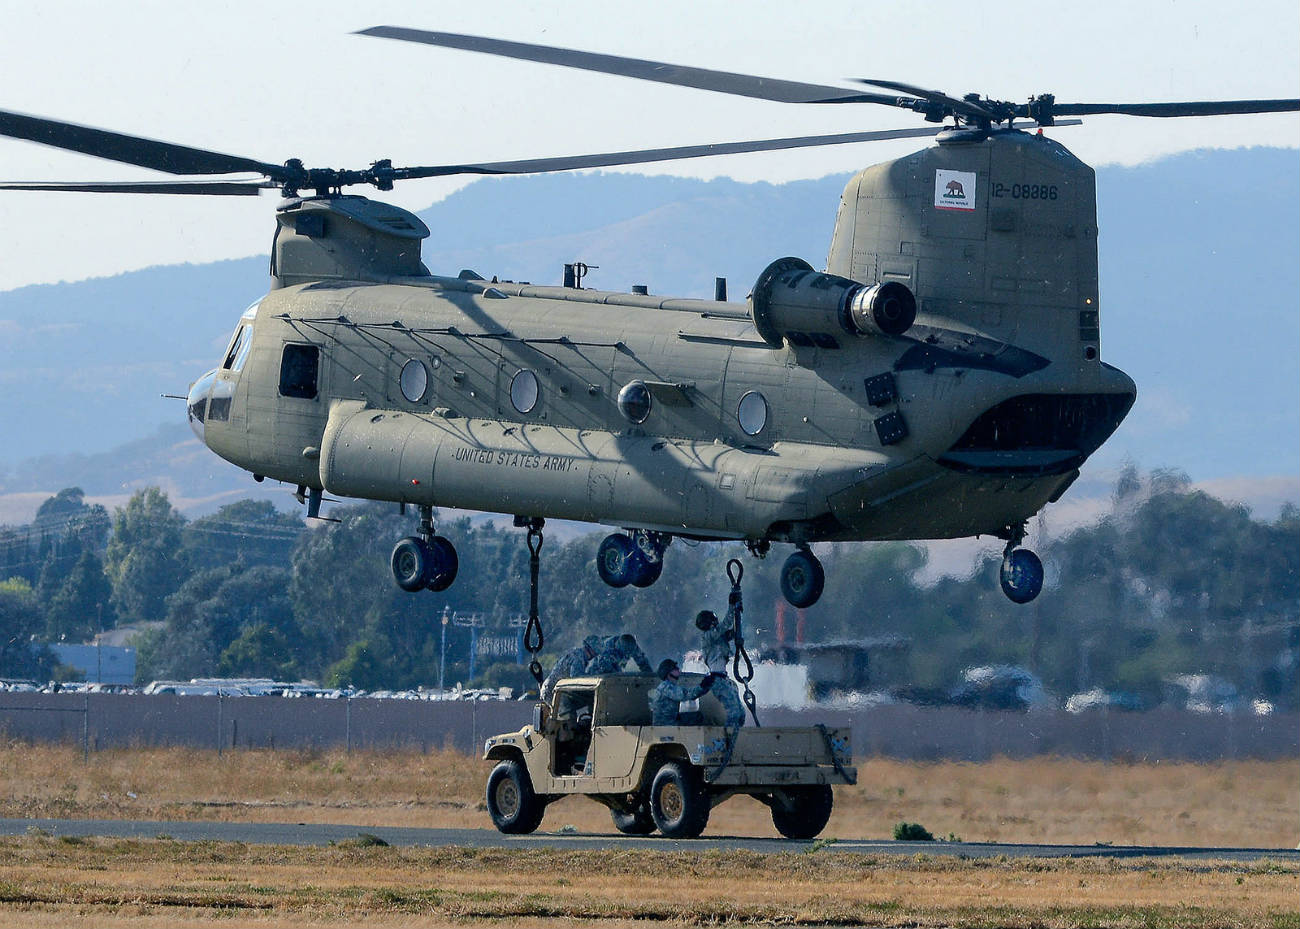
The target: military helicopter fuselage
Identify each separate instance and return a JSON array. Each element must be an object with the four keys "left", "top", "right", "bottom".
[{"left": 186, "top": 128, "right": 1135, "bottom": 606}]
